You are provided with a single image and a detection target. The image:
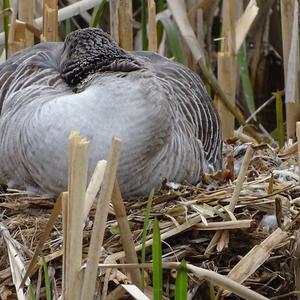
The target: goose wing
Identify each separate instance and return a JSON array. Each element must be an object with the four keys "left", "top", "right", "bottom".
[{"left": 132, "top": 51, "right": 222, "bottom": 168}]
